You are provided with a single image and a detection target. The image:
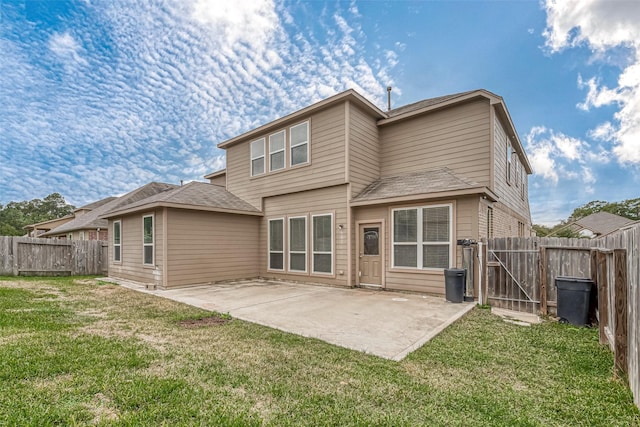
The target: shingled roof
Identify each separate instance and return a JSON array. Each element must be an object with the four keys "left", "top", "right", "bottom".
[
  {"left": 101, "top": 181, "right": 261, "bottom": 217},
  {"left": 573, "top": 212, "right": 637, "bottom": 236},
  {"left": 352, "top": 168, "right": 495, "bottom": 204},
  {"left": 43, "top": 182, "right": 177, "bottom": 235},
  {"left": 386, "top": 90, "right": 478, "bottom": 118}
]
